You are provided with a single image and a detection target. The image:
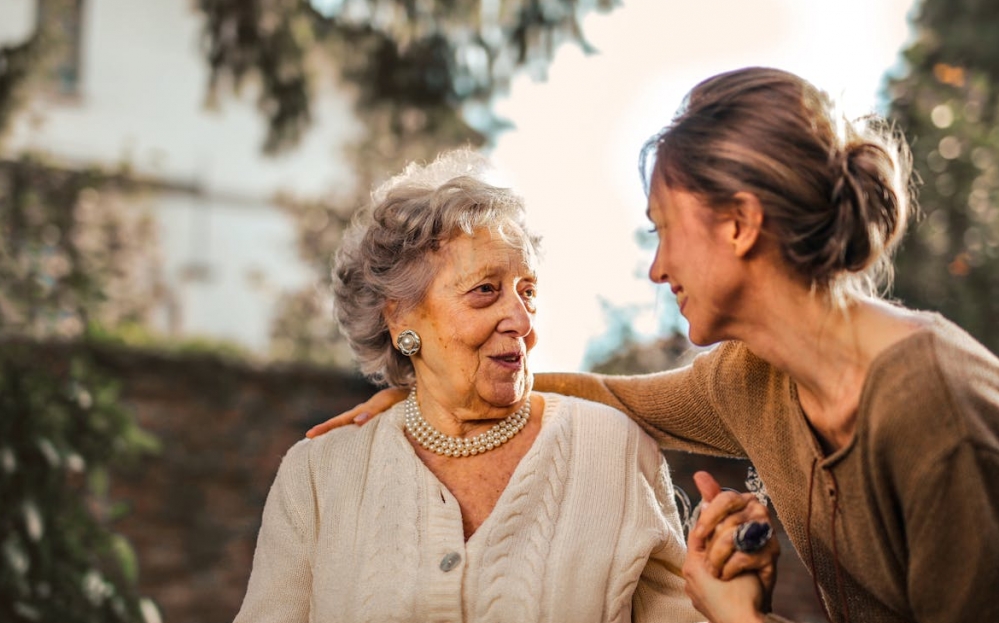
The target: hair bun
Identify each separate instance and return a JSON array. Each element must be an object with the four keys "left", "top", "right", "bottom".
[{"left": 824, "top": 127, "right": 911, "bottom": 286}]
